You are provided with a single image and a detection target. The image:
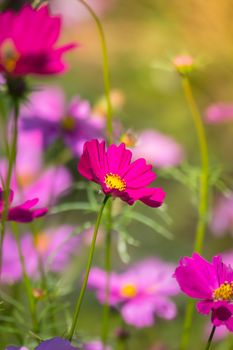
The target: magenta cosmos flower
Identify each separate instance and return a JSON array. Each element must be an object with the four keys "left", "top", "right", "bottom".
[
  {"left": 205, "top": 103, "right": 233, "bottom": 123},
  {"left": 0, "top": 5, "right": 76, "bottom": 77},
  {"left": 78, "top": 139, "right": 165, "bottom": 207},
  {"left": 20, "top": 86, "right": 105, "bottom": 156},
  {"left": 88, "top": 259, "right": 179, "bottom": 328},
  {"left": 0, "top": 188, "right": 47, "bottom": 222},
  {"left": 174, "top": 253, "right": 233, "bottom": 331}
]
